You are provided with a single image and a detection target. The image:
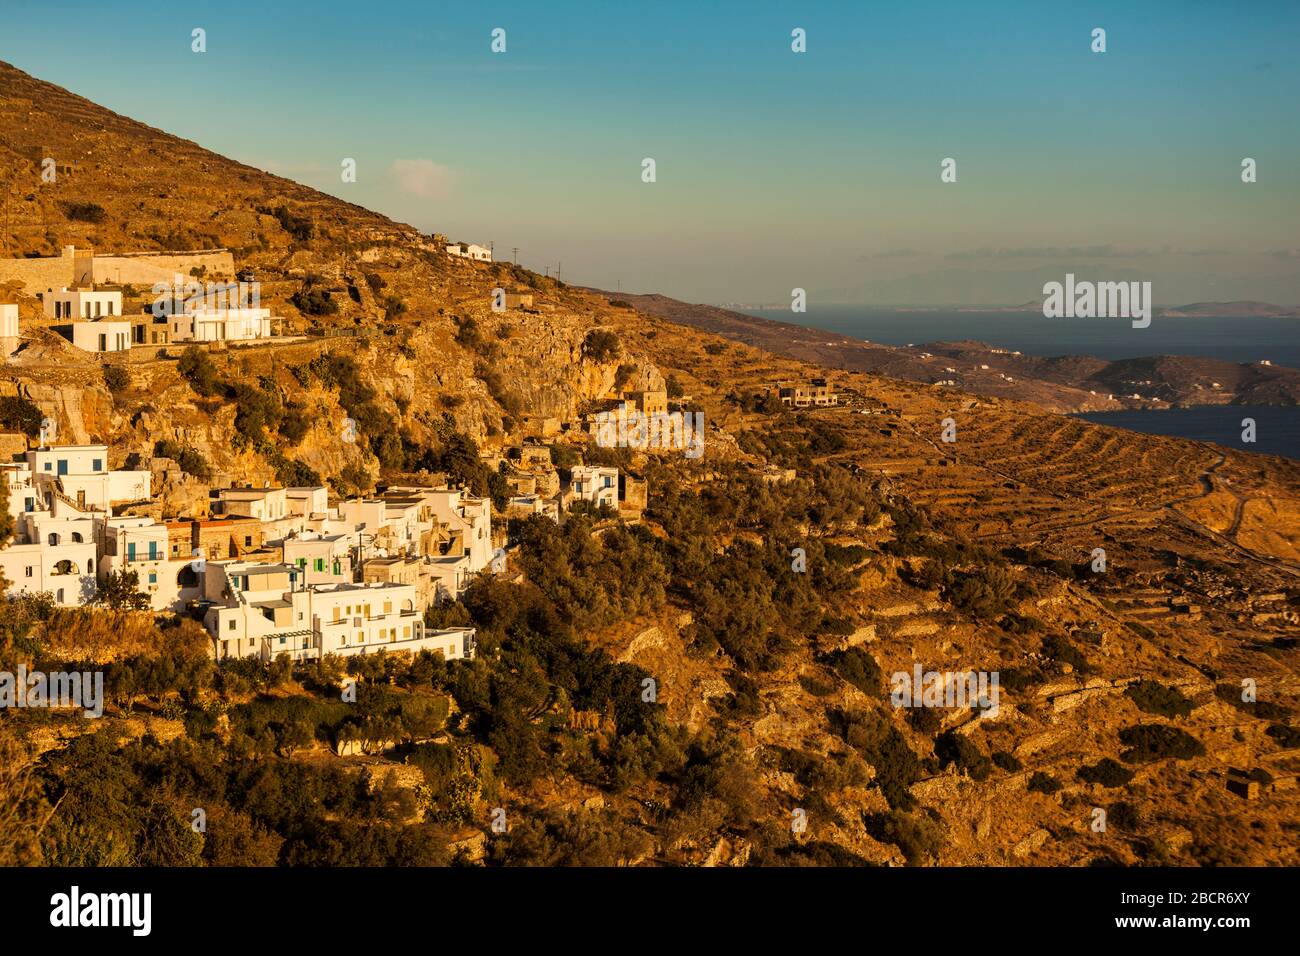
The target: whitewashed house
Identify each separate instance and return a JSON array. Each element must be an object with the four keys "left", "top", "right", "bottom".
[
  {"left": 200, "top": 560, "right": 475, "bottom": 663},
  {"left": 446, "top": 242, "right": 492, "bottom": 262},
  {"left": 569, "top": 465, "right": 618, "bottom": 510},
  {"left": 282, "top": 531, "right": 353, "bottom": 587},
  {"left": 218, "top": 486, "right": 289, "bottom": 522},
  {"left": 27, "top": 445, "right": 151, "bottom": 511},
  {"left": 43, "top": 288, "right": 122, "bottom": 320},
  {"left": 0, "top": 492, "right": 98, "bottom": 606}
]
